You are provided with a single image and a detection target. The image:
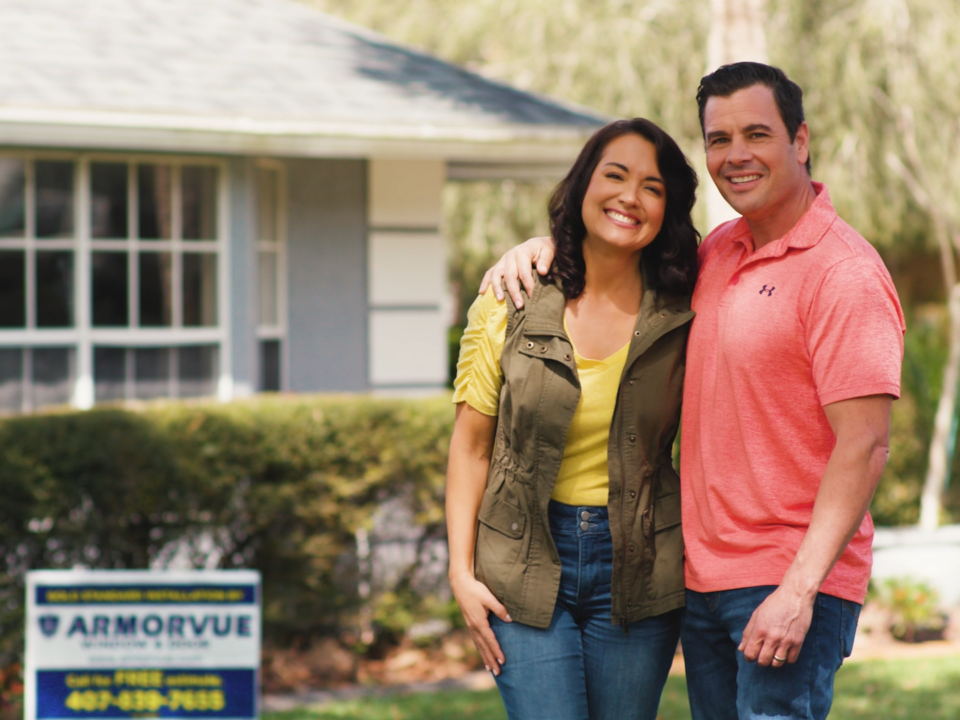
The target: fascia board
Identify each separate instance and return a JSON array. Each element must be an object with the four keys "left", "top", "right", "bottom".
[{"left": 0, "top": 108, "right": 598, "bottom": 163}]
